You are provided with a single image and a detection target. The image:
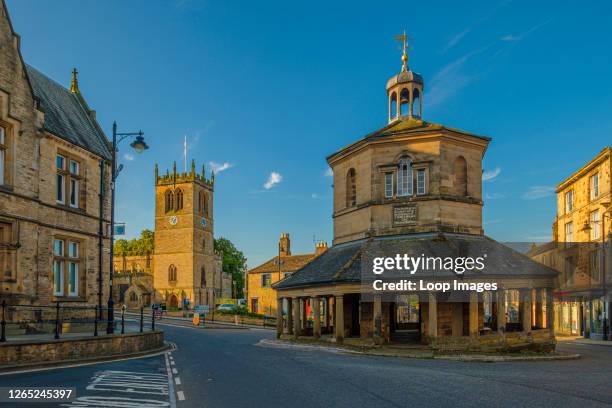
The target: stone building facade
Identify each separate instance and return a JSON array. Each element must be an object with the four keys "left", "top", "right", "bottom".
[
  {"left": 246, "top": 233, "right": 327, "bottom": 317},
  {"left": 112, "top": 162, "right": 231, "bottom": 310},
  {"left": 275, "top": 40, "right": 558, "bottom": 351},
  {"left": 529, "top": 147, "right": 611, "bottom": 339},
  {"left": 0, "top": 0, "right": 111, "bottom": 314}
]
